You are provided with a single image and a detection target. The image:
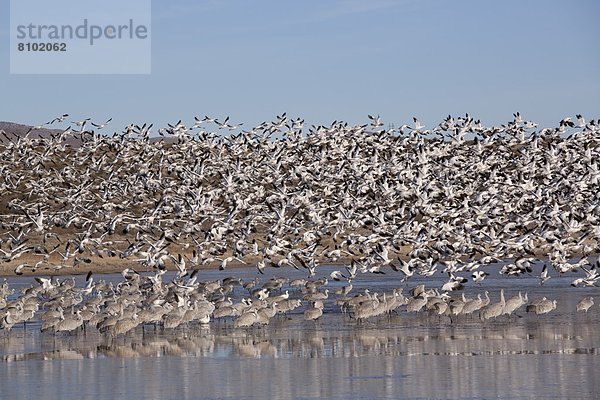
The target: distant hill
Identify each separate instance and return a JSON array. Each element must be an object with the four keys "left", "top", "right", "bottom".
[
  {"left": 0, "top": 121, "right": 64, "bottom": 141},
  {"left": 0, "top": 121, "right": 178, "bottom": 145}
]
